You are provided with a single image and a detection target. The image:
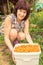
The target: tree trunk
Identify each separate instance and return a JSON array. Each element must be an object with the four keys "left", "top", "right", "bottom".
[
  {"left": 0, "top": 0, "right": 11, "bottom": 15},
  {"left": 2, "top": 4, "right": 8, "bottom": 15},
  {"left": 7, "top": 0, "right": 11, "bottom": 14}
]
